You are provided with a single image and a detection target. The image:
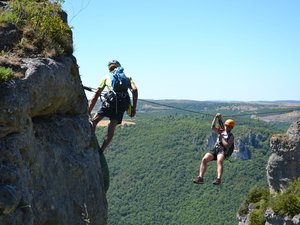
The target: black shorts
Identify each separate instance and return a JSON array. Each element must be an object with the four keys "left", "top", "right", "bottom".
[
  {"left": 209, "top": 146, "right": 225, "bottom": 160},
  {"left": 97, "top": 94, "right": 130, "bottom": 124}
]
